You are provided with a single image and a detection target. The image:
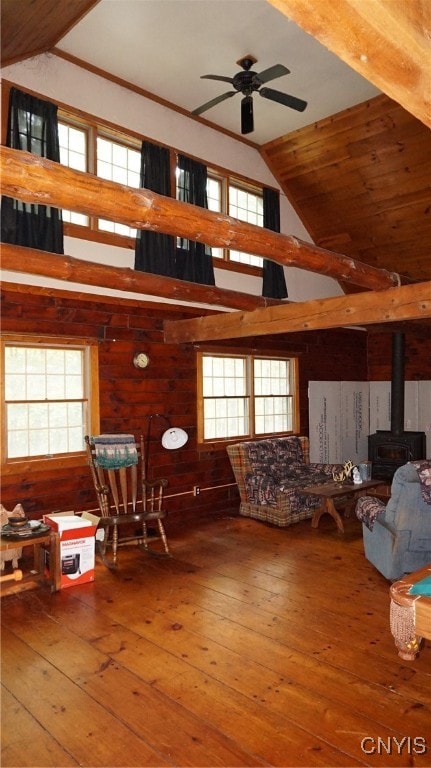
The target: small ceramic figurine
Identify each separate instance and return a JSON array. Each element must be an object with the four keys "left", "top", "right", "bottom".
[
  {"left": 0, "top": 504, "right": 26, "bottom": 570},
  {"left": 352, "top": 467, "right": 362, "bottom": 484}
]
